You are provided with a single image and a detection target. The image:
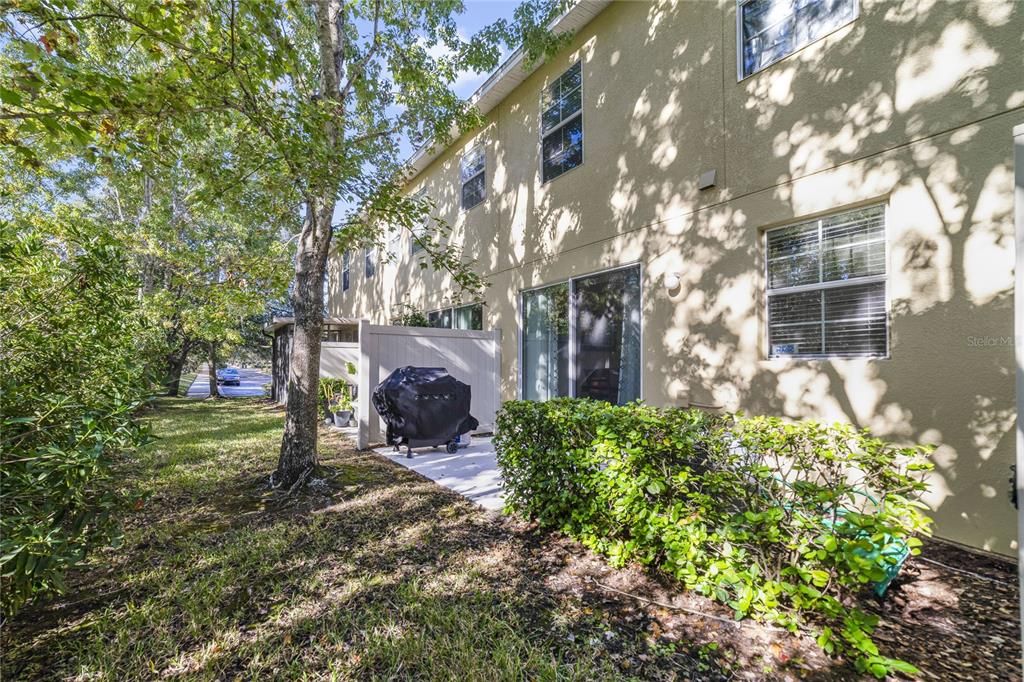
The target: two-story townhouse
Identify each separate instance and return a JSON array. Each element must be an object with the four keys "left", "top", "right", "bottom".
[{"left": 328, "top": 0, "right": 1024, "bottom": 556}]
